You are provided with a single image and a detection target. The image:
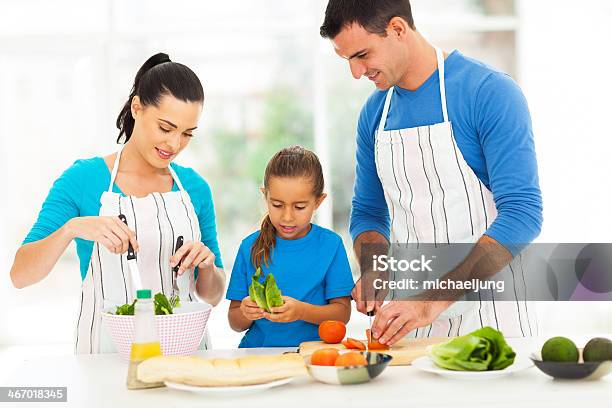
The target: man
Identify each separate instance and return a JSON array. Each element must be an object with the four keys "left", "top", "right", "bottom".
[{"left": 320, "top": 0, "right": 542, "bottom": 345}]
